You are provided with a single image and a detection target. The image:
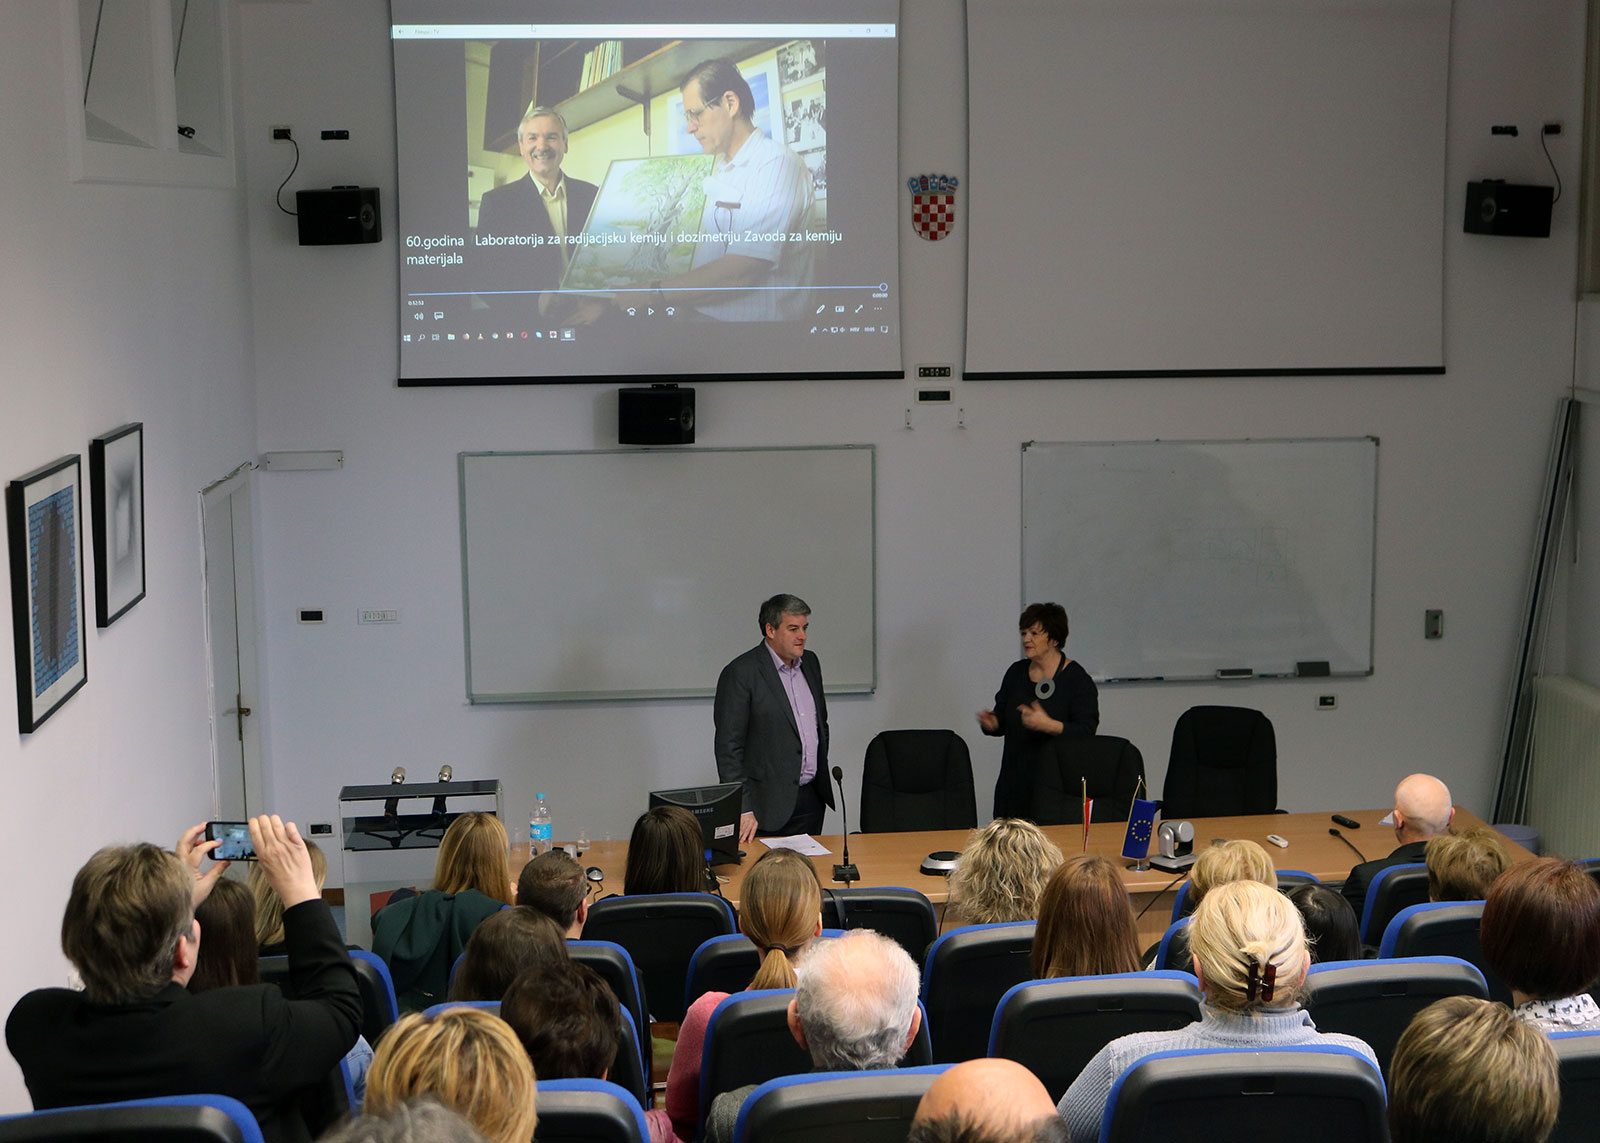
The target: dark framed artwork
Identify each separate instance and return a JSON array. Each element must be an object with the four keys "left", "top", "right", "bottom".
[
  {"left": 6, "top": 454, "right": 88, "bottom": 733},
  {"left": 89, "top": 422, "right": 146, "bottom": 627}
]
